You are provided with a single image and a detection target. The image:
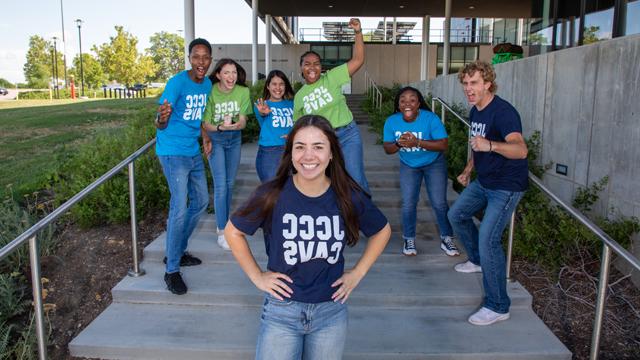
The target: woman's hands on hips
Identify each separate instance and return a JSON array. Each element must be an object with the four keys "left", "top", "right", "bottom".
[{"left": 254, "top": 271, "right": 293, "bottom": 301}]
